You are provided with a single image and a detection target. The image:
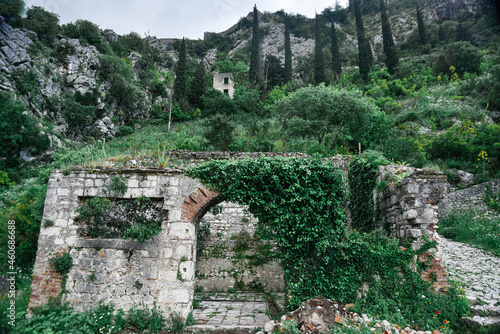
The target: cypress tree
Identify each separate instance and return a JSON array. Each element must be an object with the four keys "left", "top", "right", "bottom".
[
  {"left": 353, "top": 0, "right": 373, "bottom": 81},
  {"left": 380, "top": 0, "right": 398, "bottom": 75},
  {"left": 331, "top": 20, "right": 342, "bottom": 80},
  {"left": 174, "top": 38, "right": 187, "bottom": 102},
  {"left": 249, "top": 5, "right": 260, "bottom": 83},
  {"left": 284, "top": 15, "right": 293, "bottom": 84},
  {"left": 188, "top": 61, "right": 207, "bottom": 107},
  {"left": 314, "top": 14, "right": 326, "bottom": 85},
  {"left": 416, "top": 0, "right": 427, "bottom": 45}
]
